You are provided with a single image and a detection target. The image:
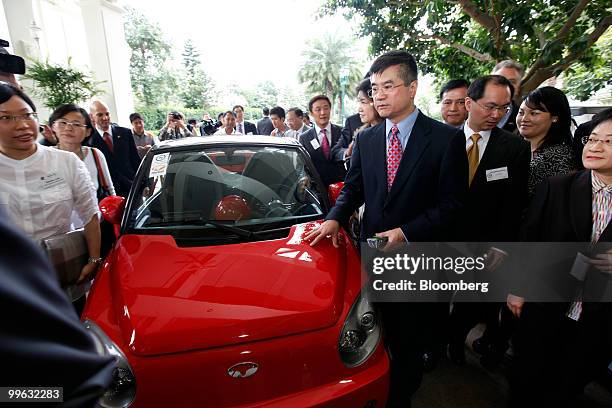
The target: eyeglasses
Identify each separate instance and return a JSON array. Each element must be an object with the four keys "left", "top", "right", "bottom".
[
  {"left": 0, "top": 112, "right": 38, "bottom": 122},
  {"left": 55, "top": 120, "right": 87, "bottom": 129},
  {"left": 473, "top": 100, "right": 511, "bottom": 114},
  {"left": 582, "top": 136, "right": 612, "bottom": 147},
  {"left": 368, "top": 83, "right": 404, "bottom": 98}
]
